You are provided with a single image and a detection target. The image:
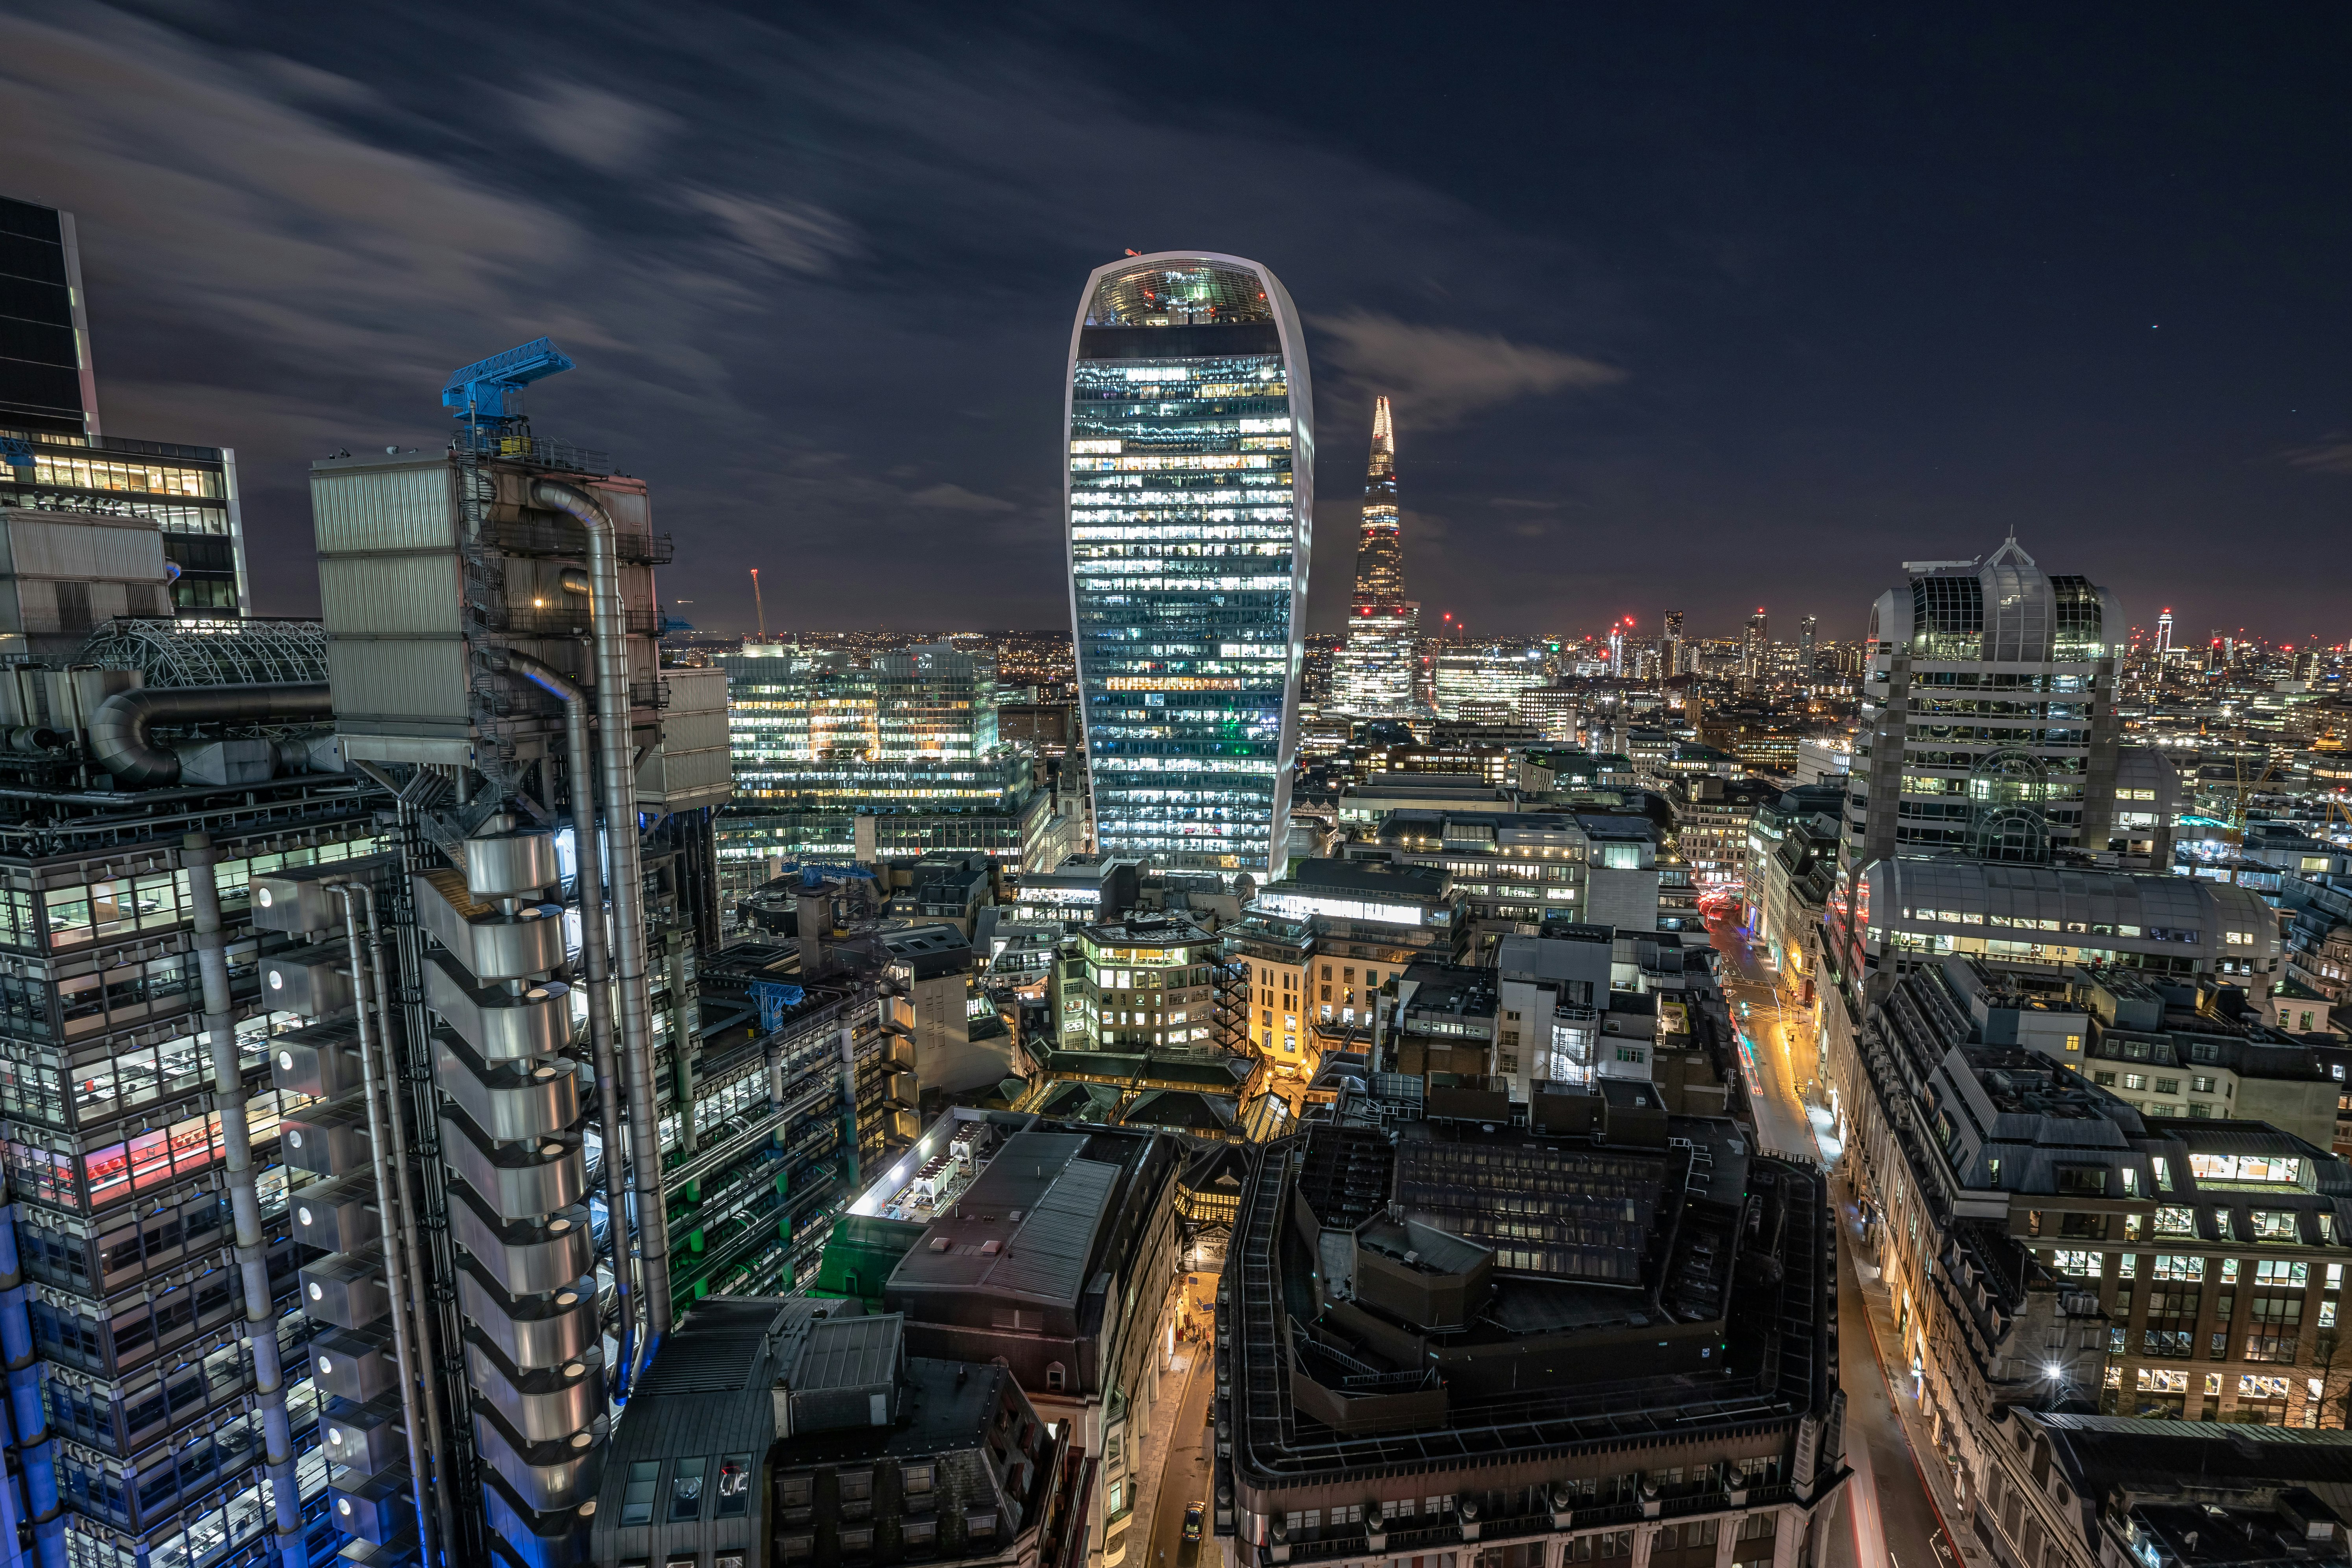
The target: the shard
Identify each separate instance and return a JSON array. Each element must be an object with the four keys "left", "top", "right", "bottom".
[{"left": 1331, "top": 395, "right": 1421, "bottom": 717}]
